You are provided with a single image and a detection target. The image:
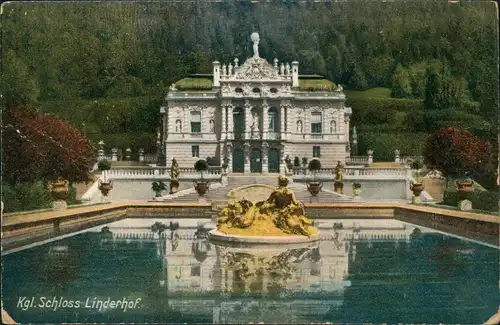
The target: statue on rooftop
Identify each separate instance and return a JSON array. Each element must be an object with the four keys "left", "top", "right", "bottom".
[{"left": 251, "top": 32, "right": 260, "bottom": 58}]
